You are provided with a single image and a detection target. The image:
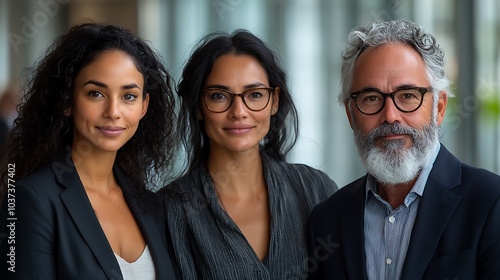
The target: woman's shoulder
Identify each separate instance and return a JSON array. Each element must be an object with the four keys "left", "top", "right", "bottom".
[
  {"left": 286, "top": 162, "right": 328, "bottom": 176},
  {"left": 17, "top": 164, "right": 57, "bottom": 187},
  {"left": 18, "top": 152, "right": 74, "bottom": 181},
  {"left": 272, "top": 159, "right": 334, "bottom": 184},
  {"left": 7, "top": 166, "right": 65, "bottom": 207},
  {"left": 264, "top": 156, "right": 338, "bottom": 199},
  {"left": 160, "top": 165, "right": 208, "bottom": 202}
]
